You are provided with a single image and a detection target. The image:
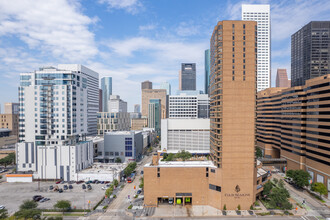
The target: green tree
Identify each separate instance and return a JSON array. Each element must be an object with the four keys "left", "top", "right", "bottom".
[
  {"left": 19, "top": 200, "right": 38, "bottom": 210},
  {"left": 262, "top": 181, "right": 273, "bottom": 198},
  {"left": 139, "top": 177, "right": 144, "bottom": 189},
  {"left": 273, "top": 178, "right": 278, "bottom": 185},
  {"left": 54, "top": 200, "right": 71, "bottom": 212},
  {"left": 162, "top": 153, "right": 168, "bottom": 160},
  {"left": 292, "top": 170, "right": 311, "bottom": 188},
  {"left": 175, "top": 150, "right": 192, "bottom": 161},
  {"left": 269, "top": 187, "right": 290, "bottom": 208},
  {"left": 0, "top": 153, "right": 15, "bottom": 168},
  {"left": 165, "top": 153, "right": 175, "bottom": 161},
  {"left": 286, "top": 170, "right": 295, "bottom": 179},
  {"left": 105, "top": 187, "right": 113, "bottom": 198},
  {"left": 237, "top": 204, "right": 241, "bottom": 210},
  {"left": 0, "top": 208, "right": 8, "bottom": 219},
  {"left": 256, "top": 147, "right": 263, "bottom": 158},
  {"left": 123, "top": 162, "right": 137, "bottom": 177},
  {"left": 311, "top": 182, "right": 328, "bottom": 197},
  {"left": 278, "top": 179, "right": 285, "bottom": 188},
  {"left": 113, "top": 179, "right": 119, "bottom": 187},
  {"left": 223, "top": 204, "right": 227, "bottom": 210},
  {"left": 115, "top": 157, "right": 122, "bottom": 163},
  {"left": 14, "top": 209, "right": 41, "bottom": 219}
]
